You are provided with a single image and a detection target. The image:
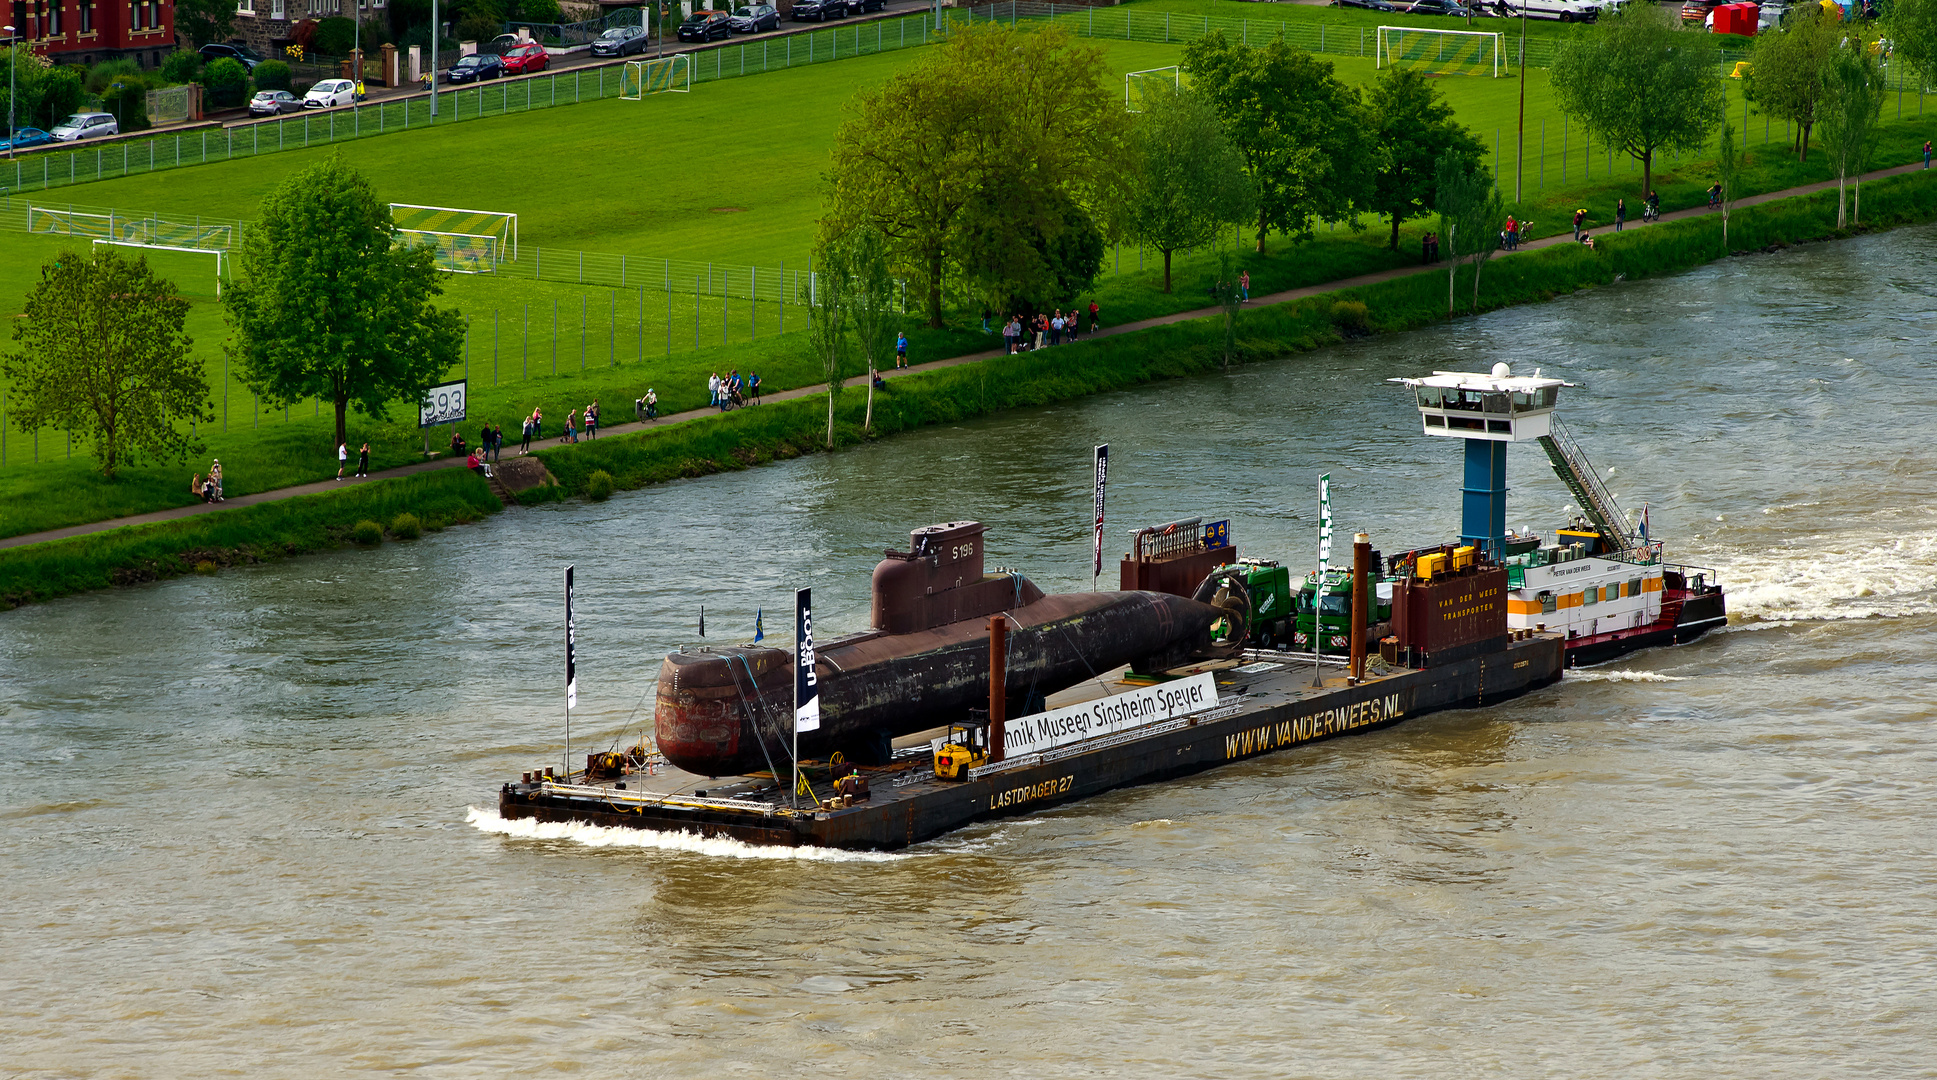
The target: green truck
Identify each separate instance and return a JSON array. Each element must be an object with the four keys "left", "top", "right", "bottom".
[{"left": 1235, "top": 560, "right": 1390, "bottom": 653}]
